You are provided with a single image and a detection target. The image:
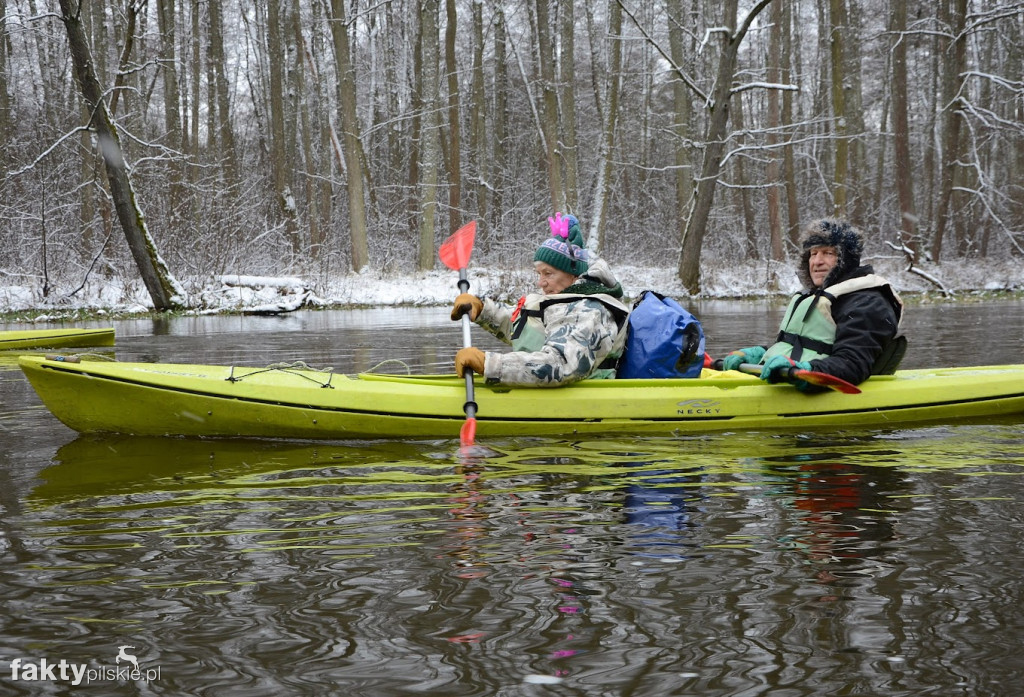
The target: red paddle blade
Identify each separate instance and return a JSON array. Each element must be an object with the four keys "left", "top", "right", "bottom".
[
  {"left": 439, "top": 221, "right": 477, "bottom": 271},
  {"left": 460, "top": 417, "right": 477, "bottom": 447},
  {"left": 792, "top": 369, "right": 861, "bottom": 394}
]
